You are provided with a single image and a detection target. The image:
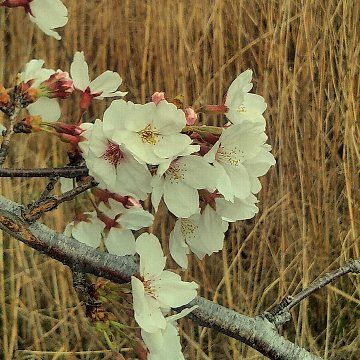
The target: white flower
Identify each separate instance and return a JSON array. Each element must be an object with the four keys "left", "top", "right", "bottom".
[
  {"left": 204, "top": 122, "right": 274, "bottom": 202},
  {"left": 64, "top": 212, "right": 104, "bottom": 248},
  {"left": 151, "top": 155, "right": 216, "bottom": 218},
  {"left": 169, "top": 205, "right": 228, "bottom": 269},
  {"left": 79, "top": 119, "right": 152, "bottom": 200},
  {"left": 98, "top": 198, "right": 154, "bottom": 256},
  {"left": 103, "top": 100, "right": 192, "bottom": 165},
  {"left": 28, "top": 0, "right": 68, "bottom": 40},
  {"left": 19, "top": 59, "right": 61, "bottom": 121},
  {"left": 215, "top": 194, "right": 259, "bottom": 222},
  {"left": 131, "top": 233, "right": 198, "bottom": 333},
  {"left": 141, "top": 307, "right": 197, "bottom": 360},
  {"left": 70, "top": 51, "right": 127, "bottom": 100},
  {"left": 225, "top": 69, "right": 266, "bottom": 124}
]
